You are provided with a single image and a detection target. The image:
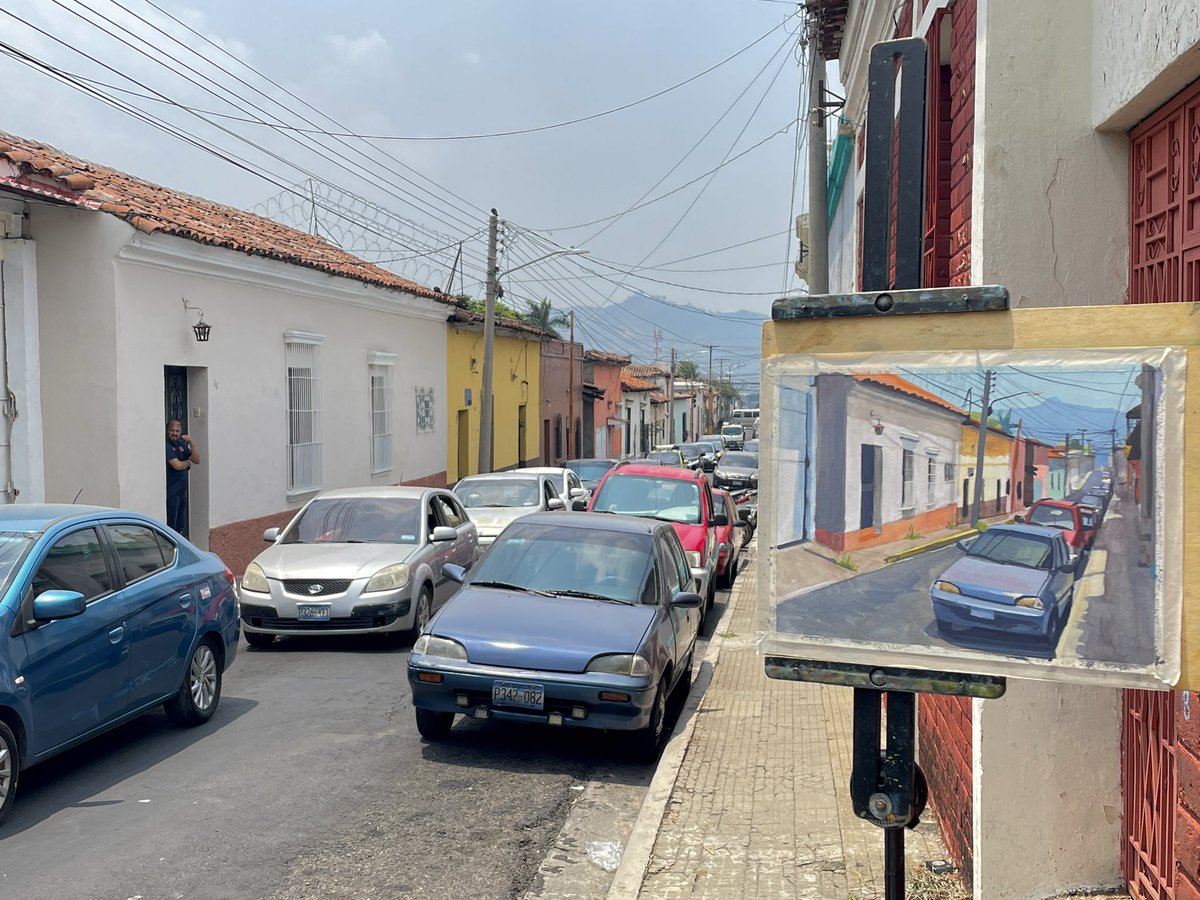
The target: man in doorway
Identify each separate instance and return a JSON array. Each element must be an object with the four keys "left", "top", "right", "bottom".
[{"left": 166, "top": 419, "right": 201, "bottom": 537}]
